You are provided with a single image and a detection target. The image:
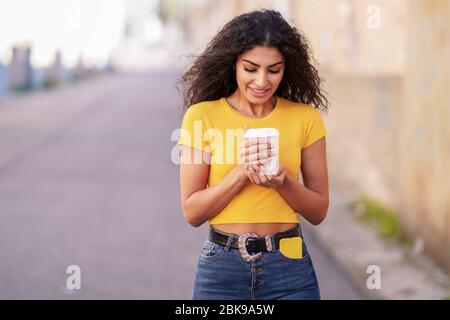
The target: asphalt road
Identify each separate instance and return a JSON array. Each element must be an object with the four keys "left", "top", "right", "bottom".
[{"left": 0, "top": 72, "right": 365, "bottom": 299}]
